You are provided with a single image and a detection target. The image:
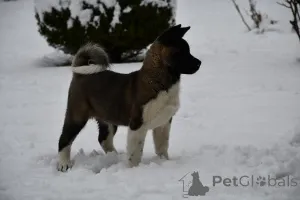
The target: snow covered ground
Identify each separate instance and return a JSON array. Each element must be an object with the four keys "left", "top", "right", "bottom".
[{"left": 1, "top": 0, "right": 300, "bottom": 199}]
